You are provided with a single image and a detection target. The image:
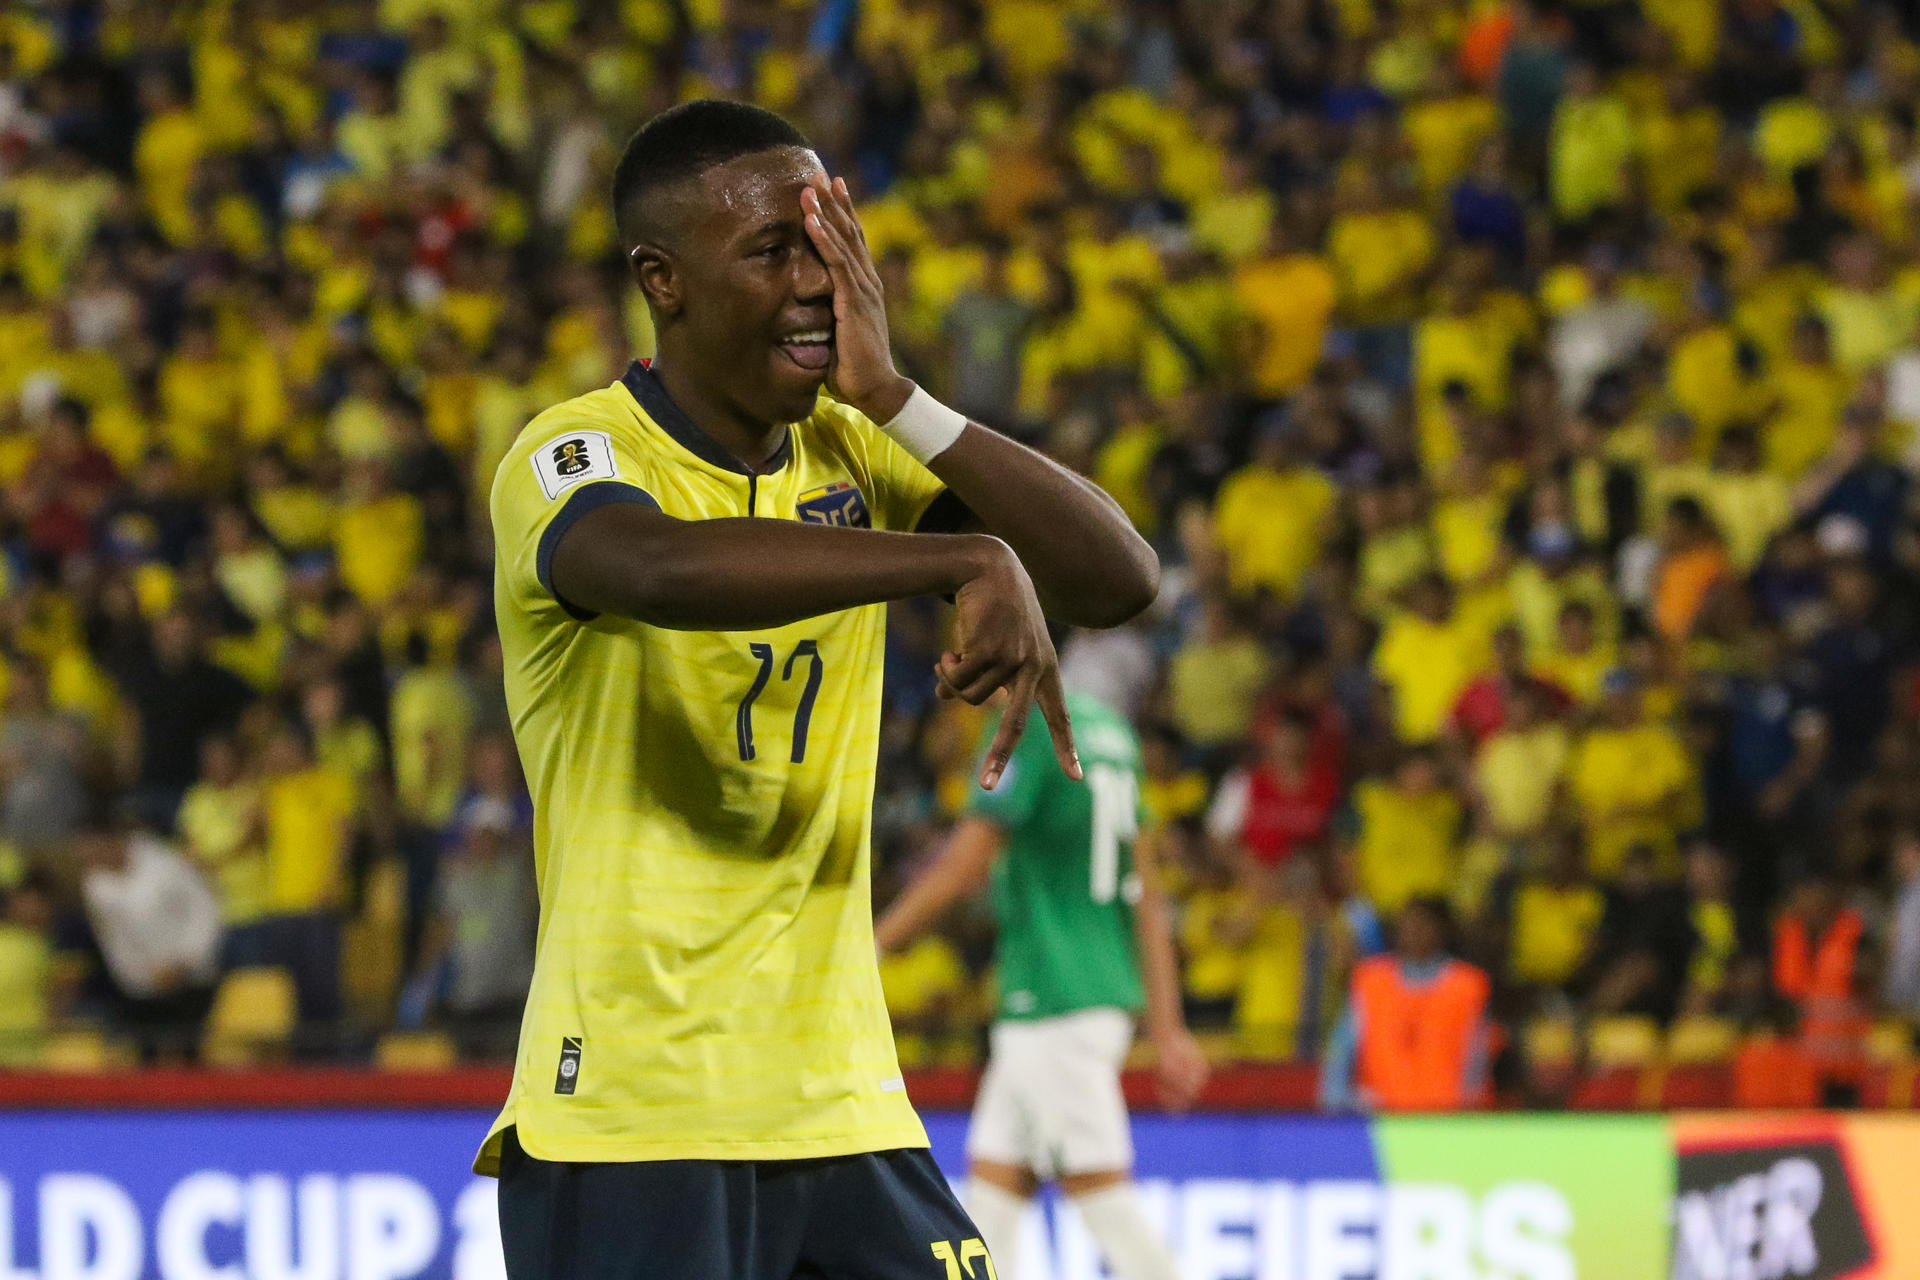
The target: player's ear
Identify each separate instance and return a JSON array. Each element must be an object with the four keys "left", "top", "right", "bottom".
[{"left": 630, "top": 243, "right": 681, "bottom": 318}]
